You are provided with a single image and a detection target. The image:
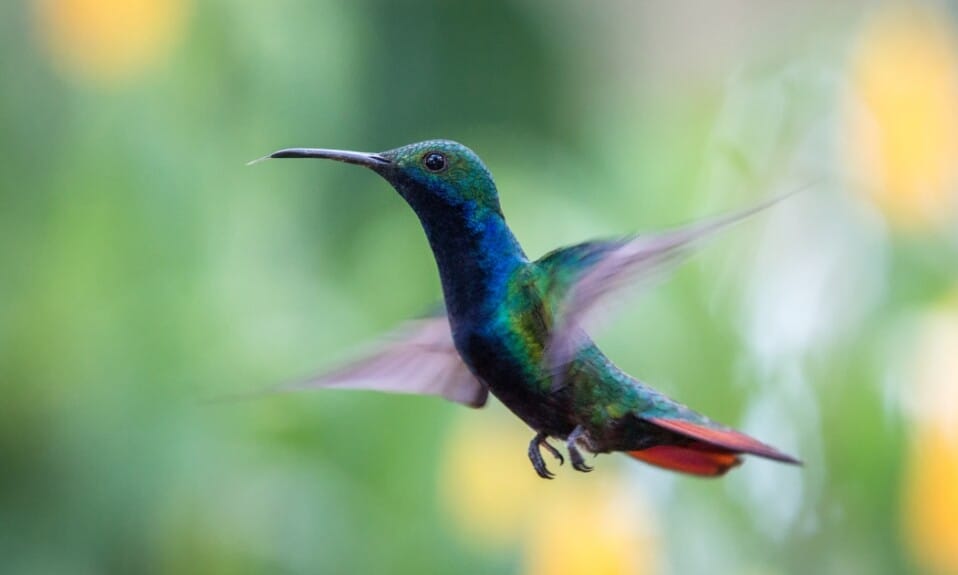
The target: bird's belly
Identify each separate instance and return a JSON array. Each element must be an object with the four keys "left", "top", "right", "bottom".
[{"left": 459, "top": 331, "right": 575, "bottom": 436}]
